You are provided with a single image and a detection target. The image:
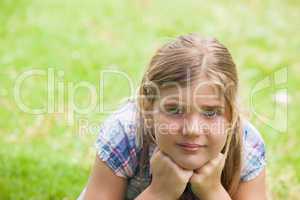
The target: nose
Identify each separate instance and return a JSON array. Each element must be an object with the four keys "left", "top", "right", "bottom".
[{"left": 182, "top": 113, "right": 206, "bottom": 136}]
